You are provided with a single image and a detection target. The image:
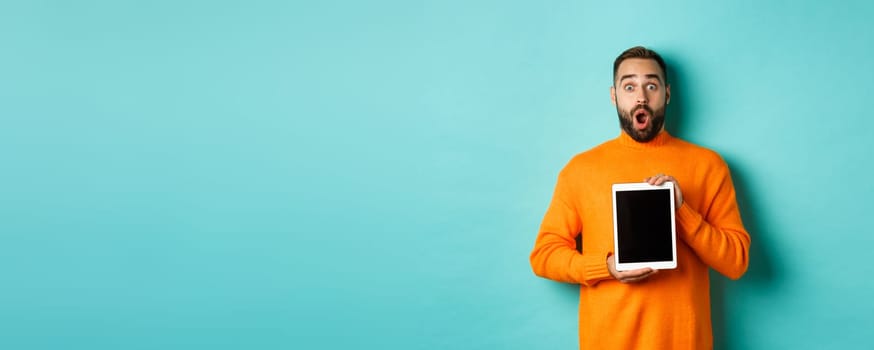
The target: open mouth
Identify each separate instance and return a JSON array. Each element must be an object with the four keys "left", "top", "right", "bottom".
[{"left": 633, "top": 108, "right": 650, "bottom": 129}]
